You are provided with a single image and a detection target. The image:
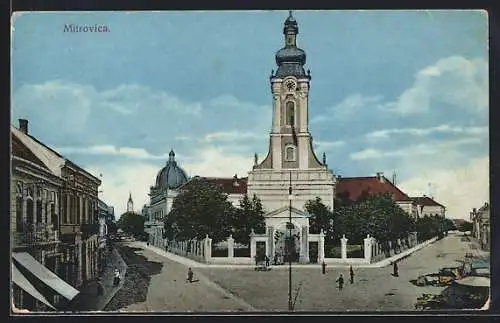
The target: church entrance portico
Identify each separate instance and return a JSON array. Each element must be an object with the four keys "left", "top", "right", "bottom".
[{"left": 250, "top": 206, "right": 310, "bottom": 264}]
